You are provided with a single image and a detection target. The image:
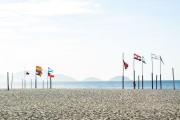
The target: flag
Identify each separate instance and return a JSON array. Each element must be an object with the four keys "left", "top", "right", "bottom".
[
  {"left": 48, "top": 73, "right": 54, "bottom": 78},
  {"left": 142, "top": 56, "right": 146, "bottom": 64},
  {"left": 160, "top": 56, "right": 164, "bottom": 64},
  {"left": 48, "top": 67, "right": 53, "bottom": 73},
  {"left": 36, "top": 71, "right": 42, "bottom": 76},
  {"left": 36, "top": 66, "right": 42, "bottom": 72},
  {"left": 25, "top": 71, "right": 30, "bottom": 75},
  {"left": 134, "top": 54, "right": 141, "bottom": 61},
  {"left": 36, "top": 66, "right": 43, "bottom": 76},
  {"left": 123, "top": 61, "right": 129, "bottom": 69},
  {"left": 48, "top": 73, "right": 51, "bottom": 77},
  {"left": 51, "top": 74, "right": 54, "bottom": 78},
  {"left": 151, "top": 54, "right": 159, "bottom": 60}
]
